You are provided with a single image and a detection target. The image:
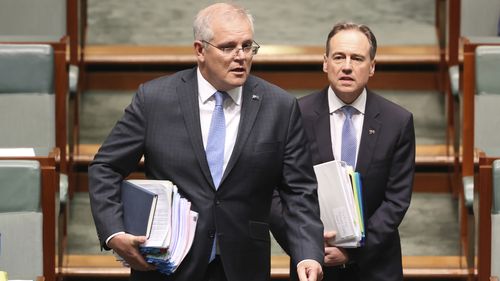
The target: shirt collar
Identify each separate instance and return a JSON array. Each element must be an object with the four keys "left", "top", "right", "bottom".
[
  {"left": 327, "top": 86, "right": 367, "bottom": 115},
  {"left": 197, "top": 67, "right": 242, "bottom": 106}
]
